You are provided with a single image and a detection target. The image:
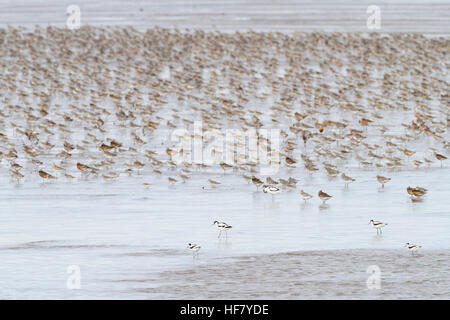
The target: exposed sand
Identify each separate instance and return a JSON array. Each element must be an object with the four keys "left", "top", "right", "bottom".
[{"left": 143, "top": 249, "right": 450, "bottom": 299}]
